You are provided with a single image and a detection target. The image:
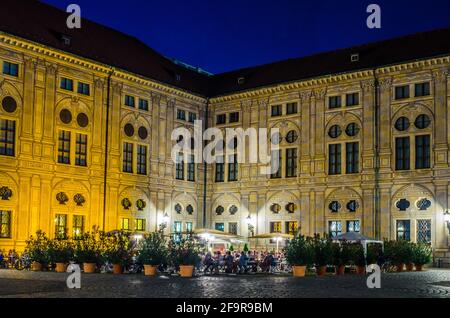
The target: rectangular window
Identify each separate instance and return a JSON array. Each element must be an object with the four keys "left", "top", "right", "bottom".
[
  {"left": 216, "top": 114, "right": 226, "bottom": 125},
  {"left": 188, "top": 112, "right": 197, "bottom": 123},
  {"left": 135, "top": 219, "right": 146, "bottom": 232},
  {"left": 75, "top": 133, "right": 88, "bottom": 167},
  {"left": 229, "top": 112, "right": 240, "bottom": 123},
  {"left": 285, "top": 221, "right": 298, "bottom": 236},
  {"left": 77, "top": 82, "right": 90, "bottom": 95},
  {"left": 138, "top": 98, "right": 149, "bottom": 111},
  {"left": 55, "top": 214, "right": 67, "bottom": 239},
  {"left": 72, "top": 215, "right": 84, "bottom": 240},
  {"left": 125, "top": 95, "right": 135, "bottom": 107},
  {"left": 187, "top": 155, "right": 195, "bottom": 182},
  {"left": 121, "top": 218, "right": 130, "bottom": 231},
  {"left": 415, "top": 135, "right": 431, "bottom": 169},
  {"left": 396, "top": 220, "right": 411, "bottom": 241},
  {"left": 286, "top": 102, "right": 298, "bottom": 115},
  {"left": 0, "top": 210, "right": 11, "bottom": 238},
  {"left": 186, "top": 222, "right": 193, "bottom": 233},
  {"left": 271, "top": 105, "right": 282, "bottom": 117},
  {"left": 229, "top": 222, "right": 238, "bottom": 235},
  {"left": 173, "top": 221, "right": 182, "bottom": 242},
  {"left": 123, "top": 142, "right": 133, "bottom": 173},
  {"left": 3, "top": 62, "right": 18, "bottom": 77},
  {"left": 395, "top": 85, "right": 410, "bottom": 100},
  {"left": 346, "top": 142, "right": 359, "bottom": 174},
  {"left": 177, "top": 109, "right": 186, "bottom": 121},
  {"left": 215, "top": 223, "right": 225, "bottom": 232},
  {"left": 58, "top": 130, "right": 71, "bottom": 164},
  {"left": 415, "top": 82, "right": 430, "bottom": 97},
  {"left": 137, "top": 145, "right": 147, "bottom": 175},
  {"left": 329, "top": 221, "right": 342, "bottom": 238},
  {"left": 228, "top": 154, "right": 238, "bottom": 181},
  {"left": 286, "top": 148, "right": 298, "bottom": 178},
  {"left": 346, "top": 220, "right": 360, "bottom": 233},
  {"left": 270, "top": 222, "right": 282, "bottom": 233},
  {"left": 395, "top": 137, "right": 410, "bottom": 171},
  {"left": 417, "top": 219, "right": 431, "bottom": 244},
  {"left": 270, "top": 150, "right": 282, "bottom": 179},
  {"left": 175, "top": 153, "right": 184, "bottom": 180},
  {"left": 346, "top": 93, "right": 359, "bottom": 106},
  {"left": 329, "top": 96, "right": 341, "bottom": 109},
  {"left": 0, "top": 119, "right": 16, "bottom": 157},
  {"left": 215, "top": 157, "right": 225, "bottom": 182},
  {"left": 60, "top": 78, "right": 73, "bottom": 91},
  {"left": 328, "top": 144, "right": 341, "bottom": 175}
]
